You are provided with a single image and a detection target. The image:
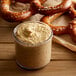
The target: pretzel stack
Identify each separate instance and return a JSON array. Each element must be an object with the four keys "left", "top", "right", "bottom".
[{"left": 0, "top": 0, "right": 76, "bottom": 50}]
